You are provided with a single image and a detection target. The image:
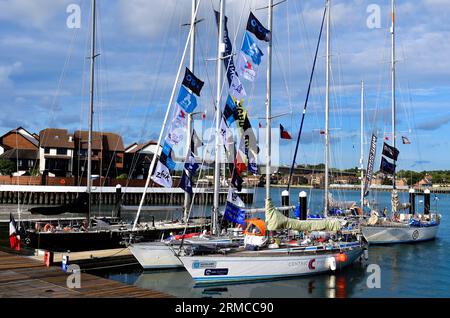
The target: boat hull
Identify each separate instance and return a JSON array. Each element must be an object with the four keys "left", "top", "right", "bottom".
[
  {"left": 180, "top": 245, "right": 364, "bottom": 284},
  {"left": 129, "top": 242, "right": 183, "bottom": 269},
  {"left": 361, "top": 224, "right": 439, "bottom": 244}
]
